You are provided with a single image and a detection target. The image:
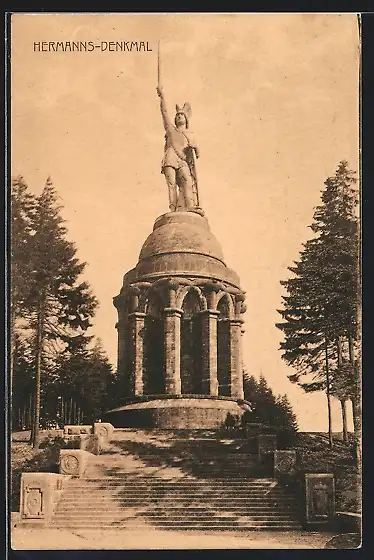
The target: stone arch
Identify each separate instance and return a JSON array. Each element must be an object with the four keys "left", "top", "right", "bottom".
[
  {"left": 143, "top": 289, "right": 165, "bottom": 395},
  {"left": 179, "top": 287, "right": 205, "bottom": 395},
  {"left": 176, "top": 285, "right": 207, "bottom": 312},
  {"left": 216, "top": 291, "right": 235, "bottom": 319}
]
